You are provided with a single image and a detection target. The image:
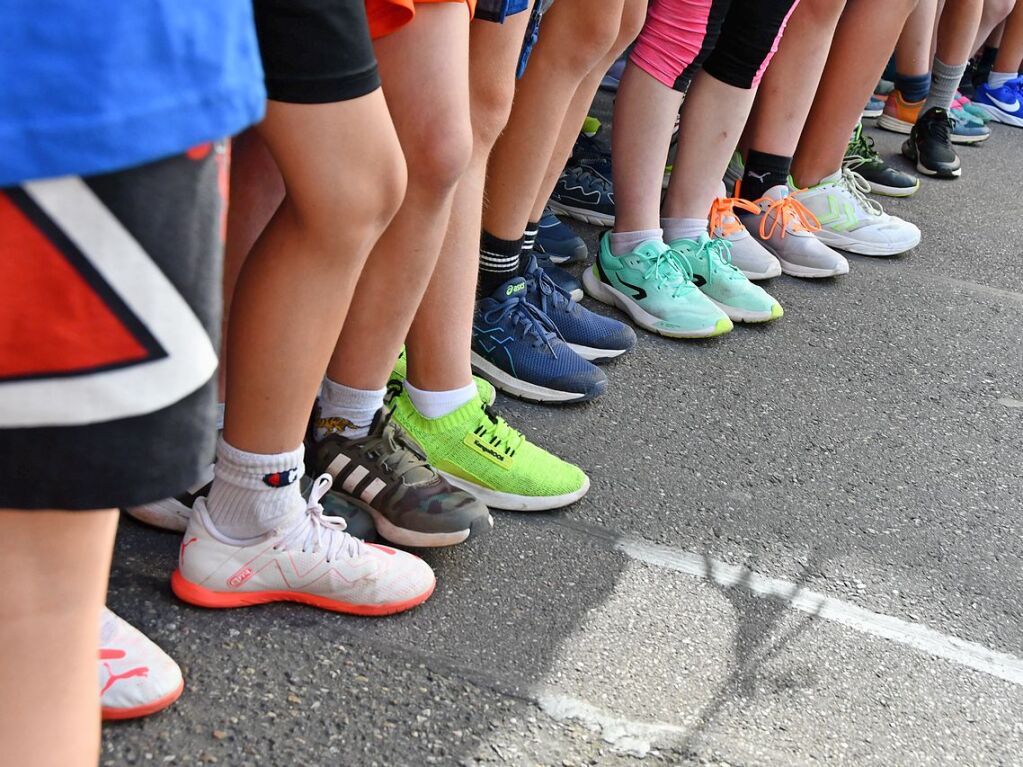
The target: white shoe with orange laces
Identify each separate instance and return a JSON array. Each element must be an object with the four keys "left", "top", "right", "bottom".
[
  {"left": 171, "top": 474, "right": 435, "bottom": 616},
  {"left": 708, "top": 187, "right": 782, "bottom": 280},
  {"left": 100, "top": 608, "right": 183, "bottom": 720}
]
